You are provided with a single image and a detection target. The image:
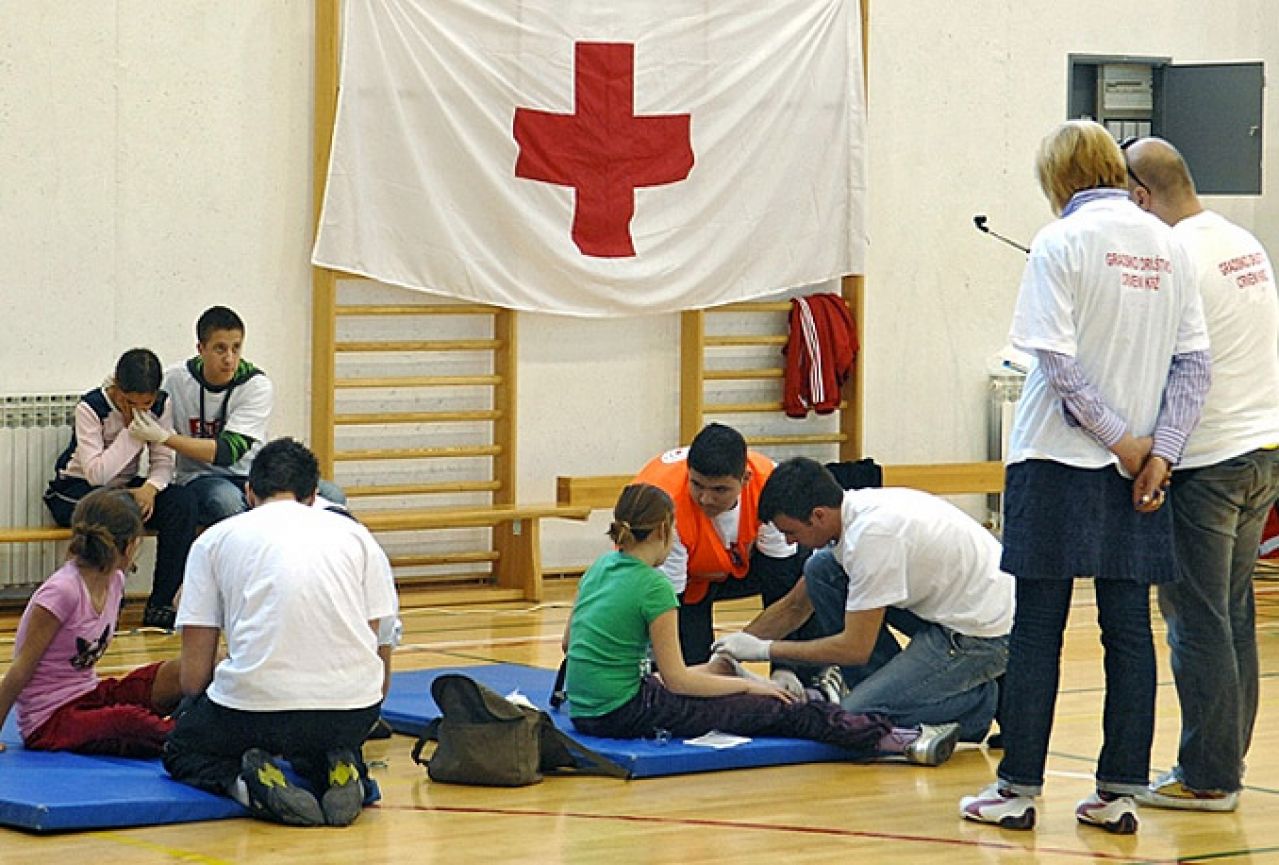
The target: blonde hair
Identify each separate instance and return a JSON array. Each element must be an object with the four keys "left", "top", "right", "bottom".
[
  {"left": 608, "top": 484, "right": 674, "bottom": 549},
  {"left": 1035, "top": 120, "right": 1127, "bottom": 215},
  {"left": 68, "top": 488, "right": 143, "bottom": 572}
]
